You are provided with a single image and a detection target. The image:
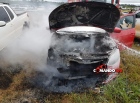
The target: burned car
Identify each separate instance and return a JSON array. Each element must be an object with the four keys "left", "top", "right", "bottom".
[{"left": 47, "top": 1, "right": 120, "bottom": 85}]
